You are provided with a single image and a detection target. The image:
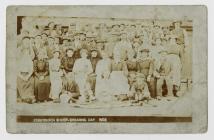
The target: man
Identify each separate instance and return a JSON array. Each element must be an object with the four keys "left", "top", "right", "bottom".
[
  {"left": 67, "top": 23, "right": 76, "bottom": 39},
  {"left": 74, "top": 32, "right": 87, "bottom": 59},
  {"left": 47, "top": 36, "right": 55, "bottom": 59},
  {"left": 53, "top": 37, "right": 60, "bottom": 55},
  {"left": 171, "top": 21, "right": 189, "bottom": 48},
  {"left": 96, "top": 39, "right": 107, "bottom": 54},
  {"left": 167, "top": 35, "right": 184, "bottom": 96},
  {"left": 33, "top": 35, "right": 43, "bottom": 58},
  {"left": 132, "top": 37, "right": 142, "bottom": 58},
  {"left": 89, "top": 47, "right": 101, "bottom": 93},
  {"left": 60, "top": 38, "right": 71, "bottom": 57},
  {"left": 119, "top": 23, "right": 126, "bottom": 32},
  {"left": 73, "top": 33, "right": 81, "bottom": 50},
  {"left": 162, "top": 25, "right": 171, "bottom": 41},
  {"left": 85, "top": 24, "right": 97, "bottom": 38},
  {"left": 41, "top": 33, "right": 49, "bottom": 46},
  {"left": 35, "top": 34, "right": 49, "bottom": 60},
  {"left": 111, "top": 24, "right": 120, "bottom": 34},
  {"left": 54, "top": 24, "right": 62, "bottom": 37},
  {"left": 79, "top": 32, "right": 86, "bottom": 42},
  {"left": 127, "top": 24, "right": 137, "bottom": 40},
  {"left": 105, "top": 33, "right": 118, "bottom": 58},
  {"left": 98, "top": 23, "right": 108, "bottom": 41},
  {"left": 137, "top": 48, "right": 156, "bottom": 98},
  {"left": 85, "top": 34, "right": 97, "bottom": 54},
  {"left": 47, "top": 21, "right": 56, "bottom": 37},
  {"left": 152, "top": 24, "right": 164, "bottom": 45},
  {"left": 113, "top": 32, "right": 132, "bottom": 61},
  {"left": 155, "top": 49, "right": 174, "bottom": 100}
]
